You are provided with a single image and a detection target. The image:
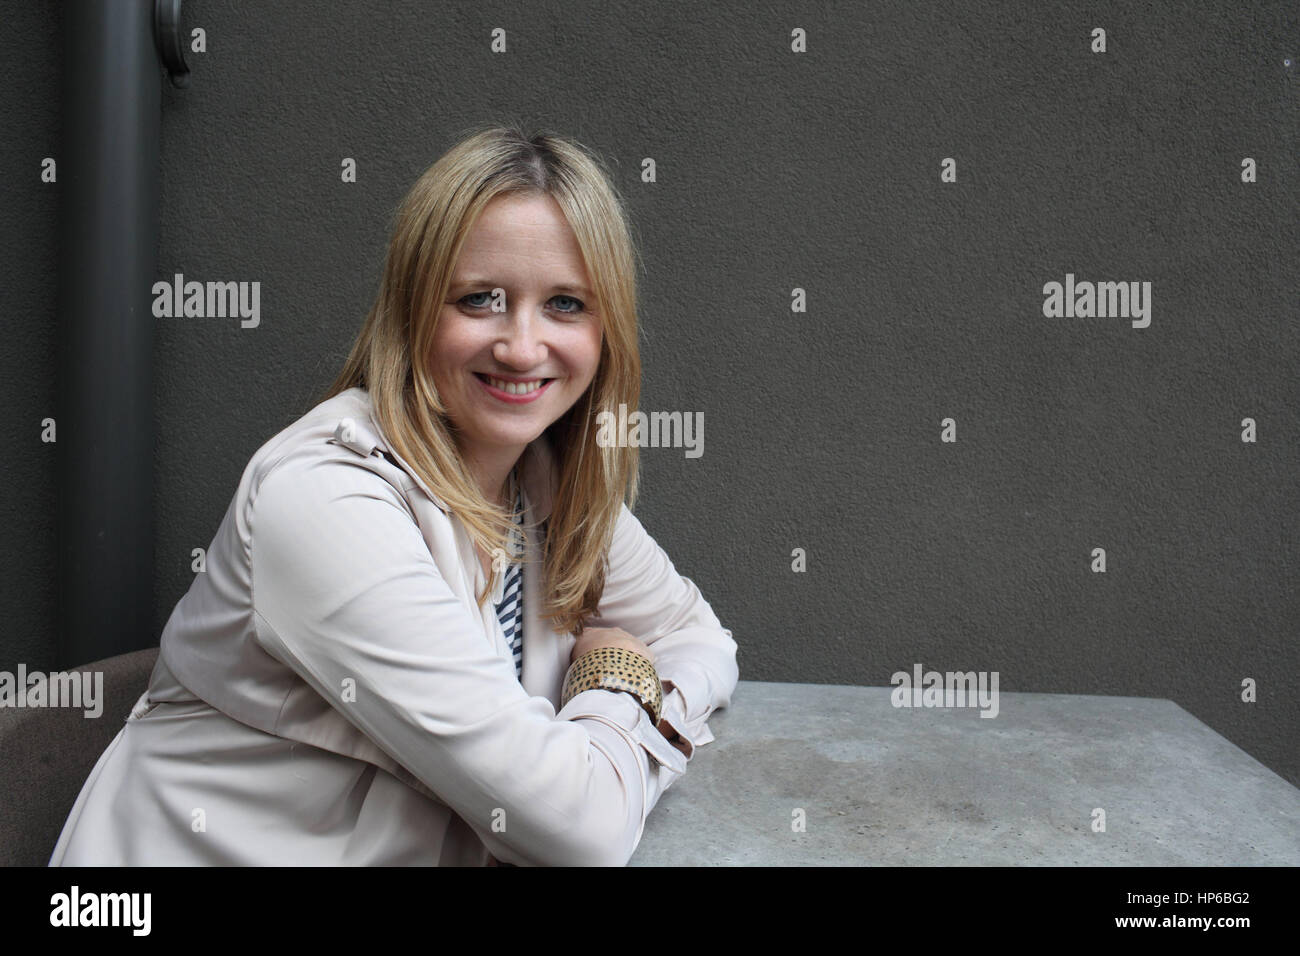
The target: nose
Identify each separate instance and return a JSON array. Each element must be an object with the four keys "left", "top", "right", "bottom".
[{"left": 492, "top": 304, "right": 548, "bottom": 369}]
